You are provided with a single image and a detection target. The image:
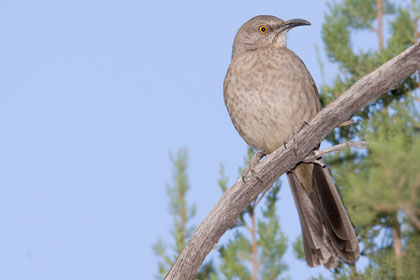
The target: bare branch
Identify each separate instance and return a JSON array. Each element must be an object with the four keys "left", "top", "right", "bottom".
[
  {"left": 338, "top": 119, "right": 354, "bottom": 127},
  {"left": 250, "top": 208, "right": 258, "bottom": 280},
  {"left": 392, "top": 225, "right": 403, "bottom": 258},
  {"left": 400, "top": 203, "right": 420, "bottom": 231},
  {"left": 371, "top": 202, "right": 400, "bottom": 212},
  {"left": 165, "top": 43, "right": 420, "bottom": 280},
  {"left": 376, "top": 0, "right": 384, "bottom": 50},
  {"left": 409, "top": 176, "right": 420, "bottom": 212},
  {"left": 257, "top": 141, "right": 367, "bottom": 205},
  {"left": 303, "top": 141, "right": 368, "bottom": 163}
]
